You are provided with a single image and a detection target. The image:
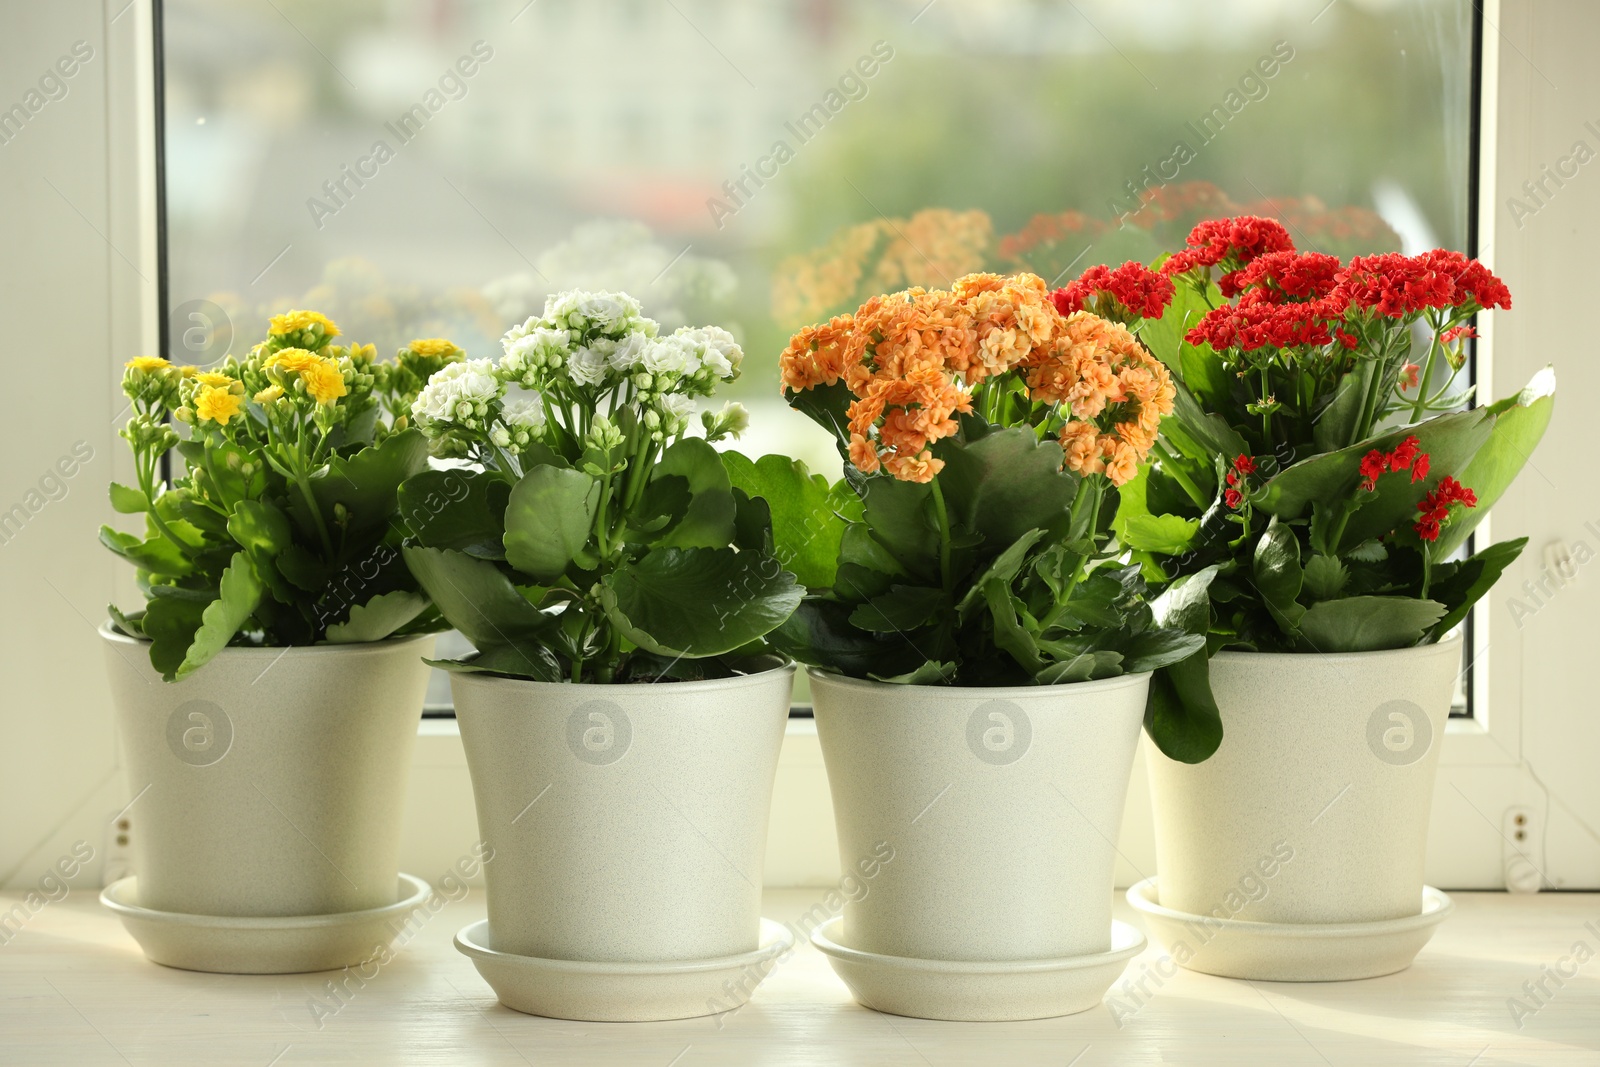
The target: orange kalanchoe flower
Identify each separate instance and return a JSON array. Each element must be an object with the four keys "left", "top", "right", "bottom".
[{"left": 782, "top": 272, "right": 1175, "bottom": 486}]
